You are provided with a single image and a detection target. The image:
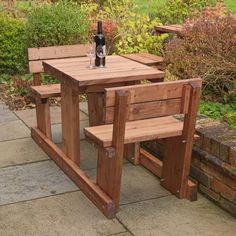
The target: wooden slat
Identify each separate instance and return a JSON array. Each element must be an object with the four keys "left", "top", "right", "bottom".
[
  {"left": 122, "top": 53, "right": 164, "bottom": 66},
  {"left": 28, "top": 44, "right": 92, "bottom": 61},
  {"left": 140, "top": 148, "right": 163, "bottom": 177},
  {"left": 105, "top": 98, "right": 182, "bottom": 123},
  {"left": 155, "top": 25, "right": 184, "bottom": 35},
  {"left": 85, "top": 116, "right": 183, "bottom": 147},
  {"left": 28, "top": 44, "right": 92, "bottom": 73},
  {"left": 31, "top": 84, "right": 61, "bottom": 99},
  {"left": 31, "top": 127, "right": 116, "bottom": 218},
  {"left": 105, "top": 78, "right": 202, "bottom": 107},
  {"left": 43, "top": 55, "right": 165, "bottom": 86}
]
